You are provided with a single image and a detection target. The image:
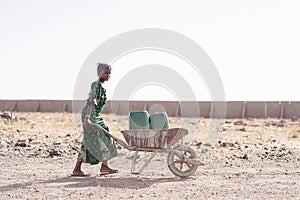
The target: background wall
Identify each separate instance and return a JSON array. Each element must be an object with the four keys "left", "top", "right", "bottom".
[{"left": 1, "top": 100, "right": 299, "bottom": 119}]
